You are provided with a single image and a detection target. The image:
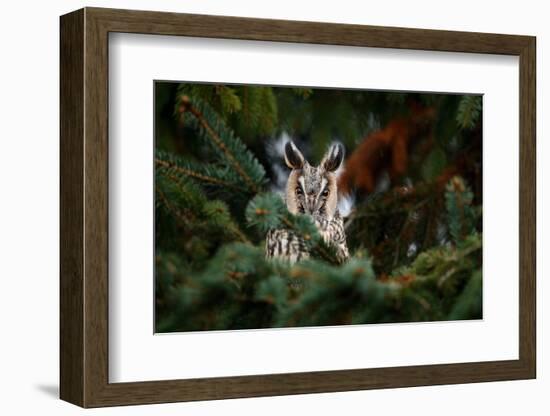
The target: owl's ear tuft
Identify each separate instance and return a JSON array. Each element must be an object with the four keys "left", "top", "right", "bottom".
[
  {"left": 322, "top": 143, "right": 344, "bottom": 172},
  {"left": 284, "top": 141, "right": 305, "bottom": 169}
]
